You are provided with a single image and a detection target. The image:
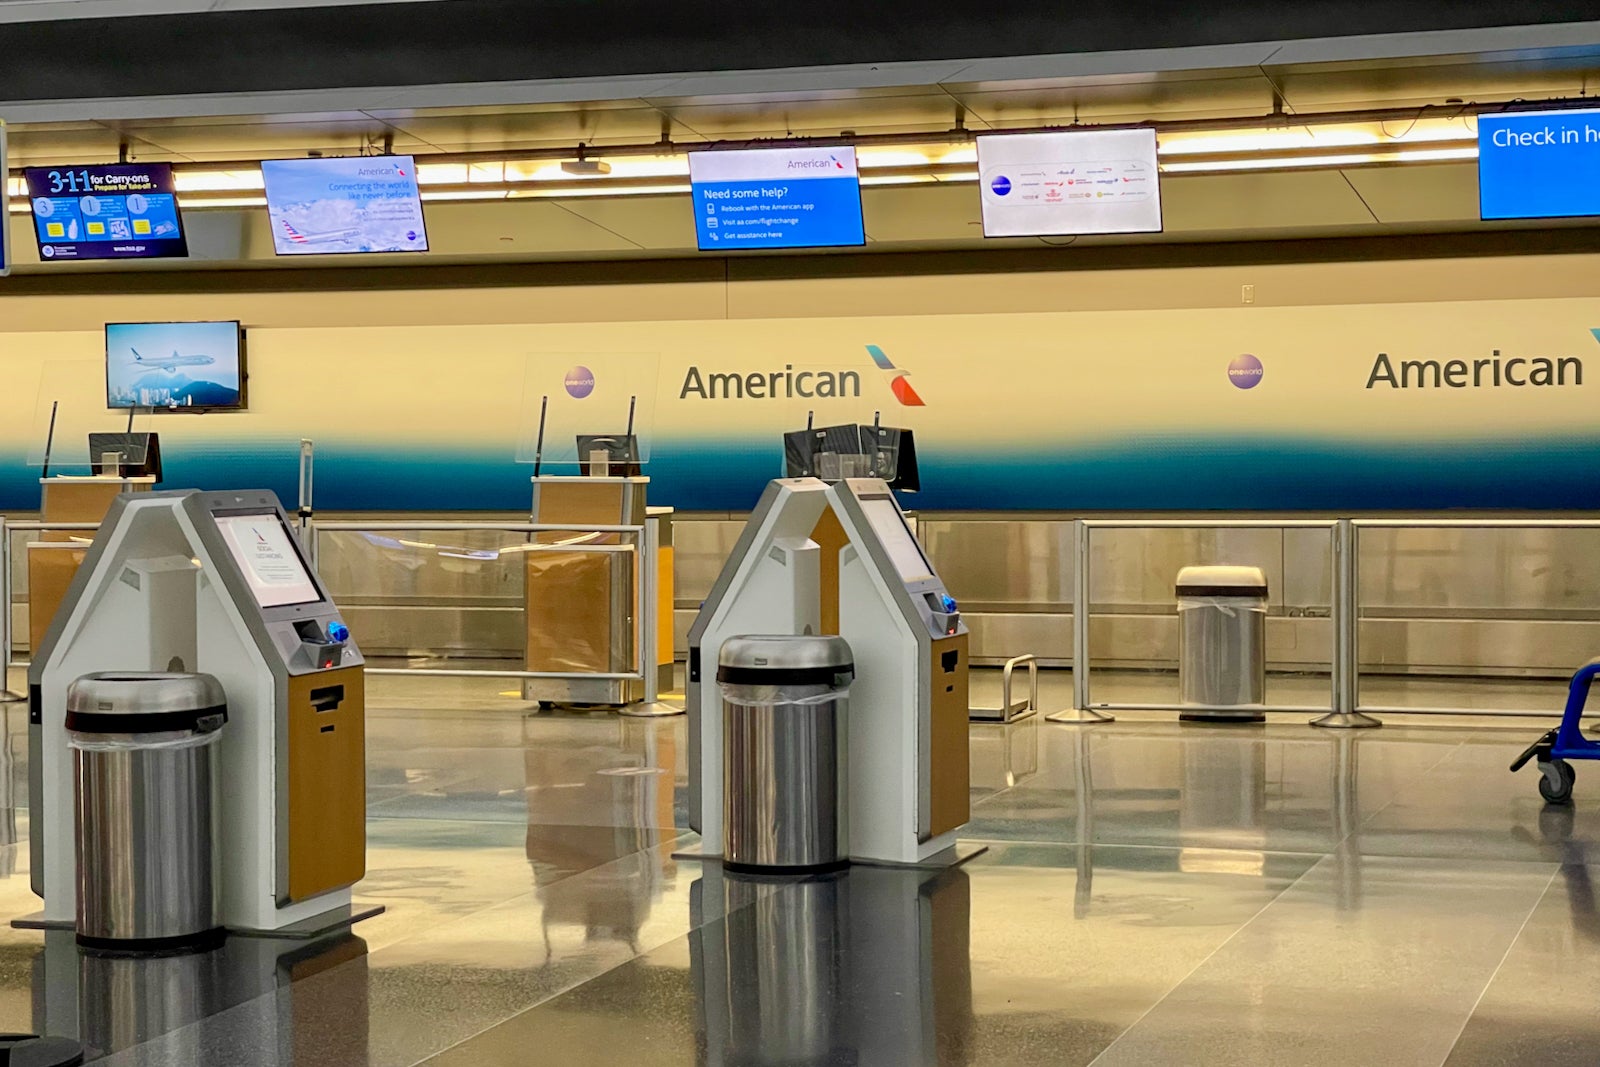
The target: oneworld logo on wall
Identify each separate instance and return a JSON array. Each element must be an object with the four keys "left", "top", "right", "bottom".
[
  {"left": 1228, "top": 353, "right": 1264, "bottom": 389},
  {"left": 564, "top": 365, "right": 596, "bottom": 398},
  {"left": 990, "top": 175, "right": 1012, "bottom": 196}
]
